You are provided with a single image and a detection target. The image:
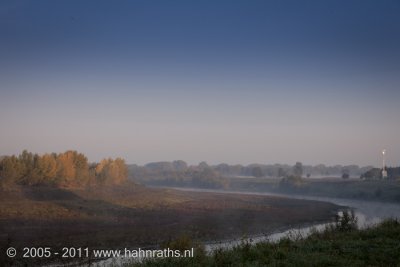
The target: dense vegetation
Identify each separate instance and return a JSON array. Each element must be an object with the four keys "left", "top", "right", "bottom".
[
  {"left": 130, "top": 161, "right": 375, "bottom": 184},
  {"left": 361, "top": 167, "right": 400, "bottom": 180},
  {"left": 129, "top": 161, "right": 229, "bottom": 189},
  {"left": 131, "top": 160, "right": 400, "bottom": 203},
  {"left": 129, "top": 160, "right": 398, "bottom": 192},
  {"left": 132, "top": 218, "right": 400, "bottom": 267},
  {"left": 228, "top": 177, "right": 400, "bottom": 203},
  {"left": 0, "top": 150, "right": 127, "bottom": 188}
]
